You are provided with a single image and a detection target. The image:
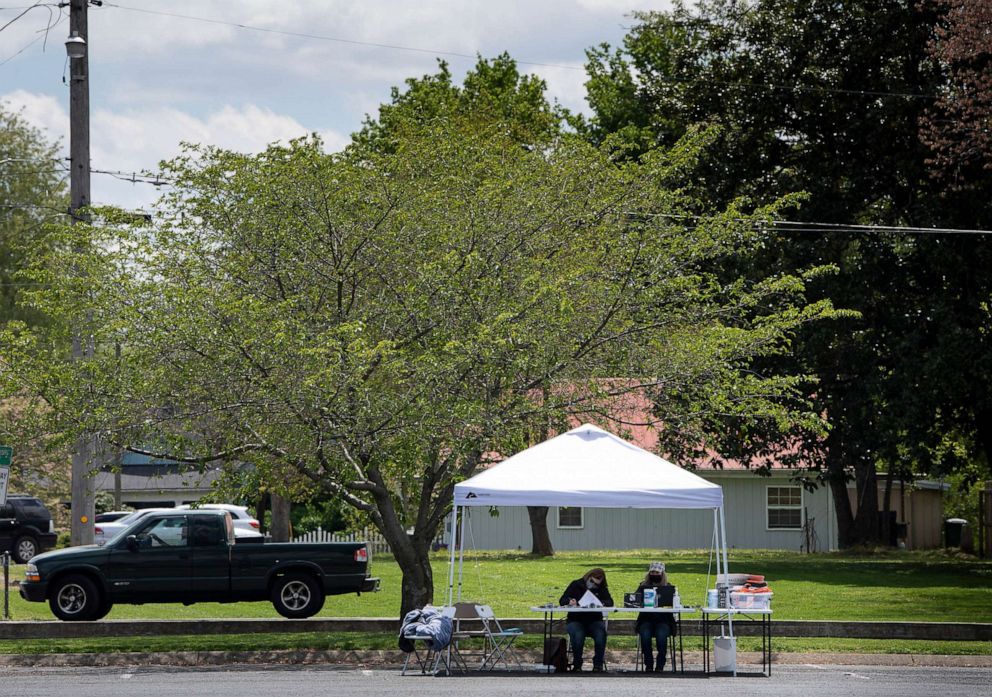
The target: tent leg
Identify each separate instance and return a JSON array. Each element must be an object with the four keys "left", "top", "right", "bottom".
[
  {"left": 457, "top": 505, "right": 468, "bottom": 602},
  {"left": 447, "top": 504, "right": 458, "bottom": 606},
  {"left": 719, "top": 504, "right": 735, "bottom": 676}
]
